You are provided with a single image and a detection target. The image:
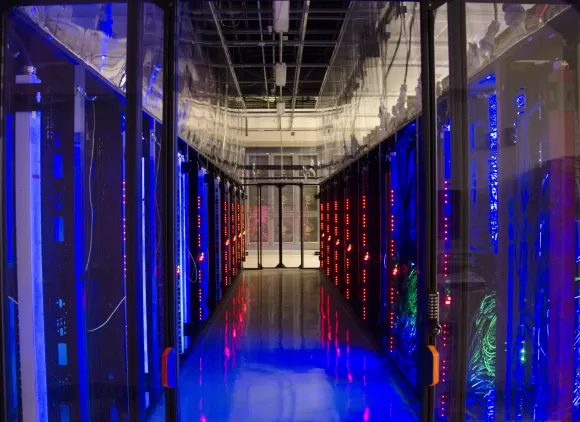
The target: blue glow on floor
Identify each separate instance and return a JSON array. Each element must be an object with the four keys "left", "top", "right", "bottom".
[{"left": 150, "top": 270, "right": 418, "bottom": 421}]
